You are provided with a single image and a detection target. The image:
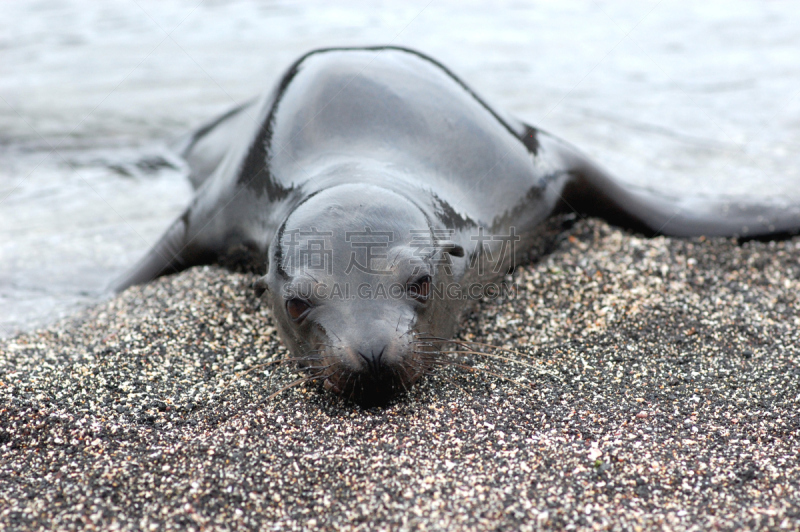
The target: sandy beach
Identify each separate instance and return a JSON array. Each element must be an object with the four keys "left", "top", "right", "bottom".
[{"left": 2, "top": 218, "right": 798, "bottom": 530}]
